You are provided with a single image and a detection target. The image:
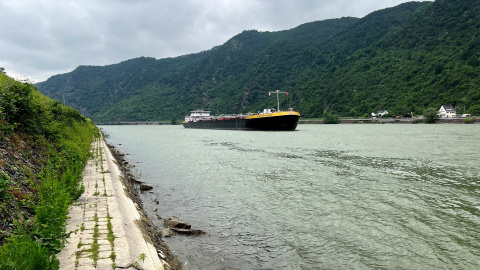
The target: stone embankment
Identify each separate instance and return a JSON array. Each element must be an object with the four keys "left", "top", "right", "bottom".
[{"left": 57, "top": 137, "right": 181, "bottom": 270}]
